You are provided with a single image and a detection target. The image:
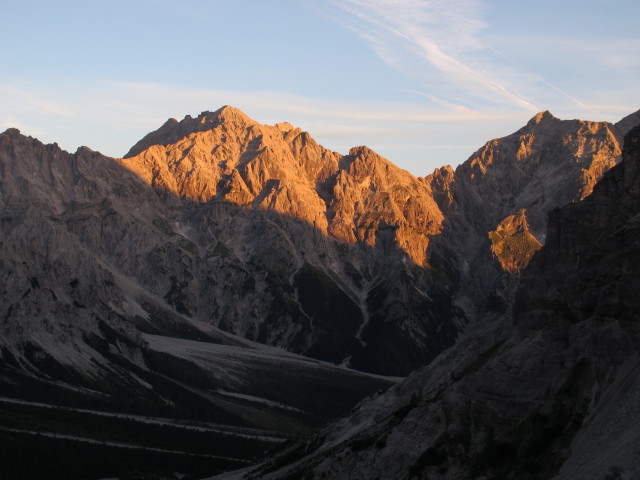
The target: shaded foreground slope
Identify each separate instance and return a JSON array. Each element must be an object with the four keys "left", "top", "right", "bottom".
[{"left": 234, "top": 126, "right": 640, "bottom": 480}]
